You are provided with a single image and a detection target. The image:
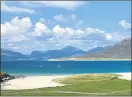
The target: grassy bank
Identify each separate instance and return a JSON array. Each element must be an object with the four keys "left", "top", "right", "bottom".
[{"left": 1, "top": 74, "right": 131, "bottom": 96}]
